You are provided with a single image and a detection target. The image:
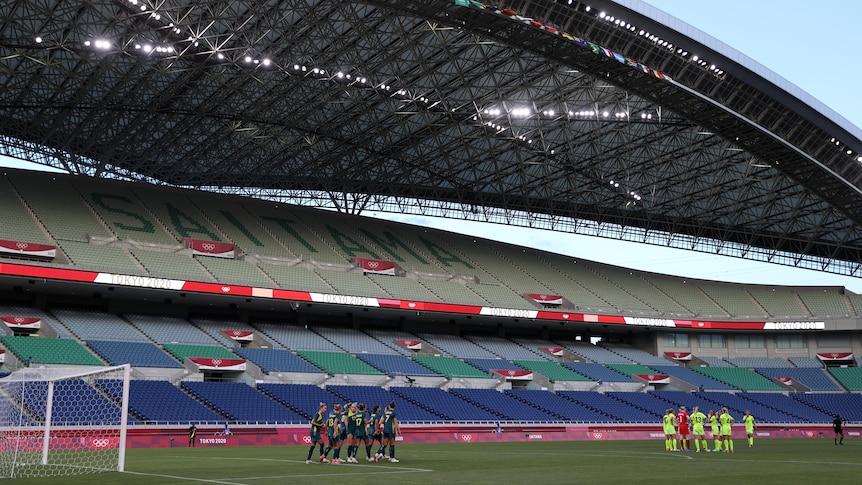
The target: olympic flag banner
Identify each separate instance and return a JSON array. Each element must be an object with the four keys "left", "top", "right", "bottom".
[
  {"left": 0, "top": 316, "right": 41, "bottom": 329},
  {"left": 188, "top": 358, "right": 247, "bottom": 371},
  {"left": 634, "top": 374, "right": 670, "bottom": 384},
  {"left": 525, "top": 293, "right": 564, "bottom": 305},
  {"left": 221, "top": 330, "right": 254, "bottom": 342},
  {"left": 0, "top": 240, "right": 56, "bottom": 258},
  {"left": 353, "top": 258, "right": 399, "bottom": 275},
  {"left": 817, "top": 352, "right": 853, "bottom": 361},
  {"left": 492, "top": 369, "right": 534, "bottom": 380},
  {"left": 542, "top": 347, "right": 566, "bottom": 356},
  {"left": 664, "top": 351, "right": 692, "bottom": 361},
  {"left": 396, "top": 339, "right": 423, "bottom": 350},
  {"left": 184, "top": 238, "right": 236, "bottom": 258}
]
